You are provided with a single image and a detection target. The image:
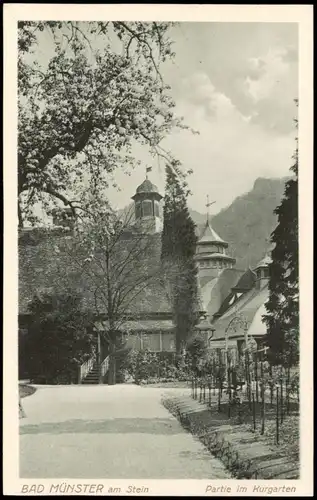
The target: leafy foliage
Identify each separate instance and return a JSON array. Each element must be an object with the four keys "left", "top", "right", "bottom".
[
  {"left": 20, "top": 291, "right": 94, "bottom": 383},
  {"left": 18, "top": 21, "right": 191, "bottom": 226},
  {"left": 161, "top": 164, "right": 198, "bottom": 353},
  {"left": 124, "top": 349, "right": 191, "bottom": 384},
  {"left": 263, "top": 110, "right": 299, "bottom": 367}
]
